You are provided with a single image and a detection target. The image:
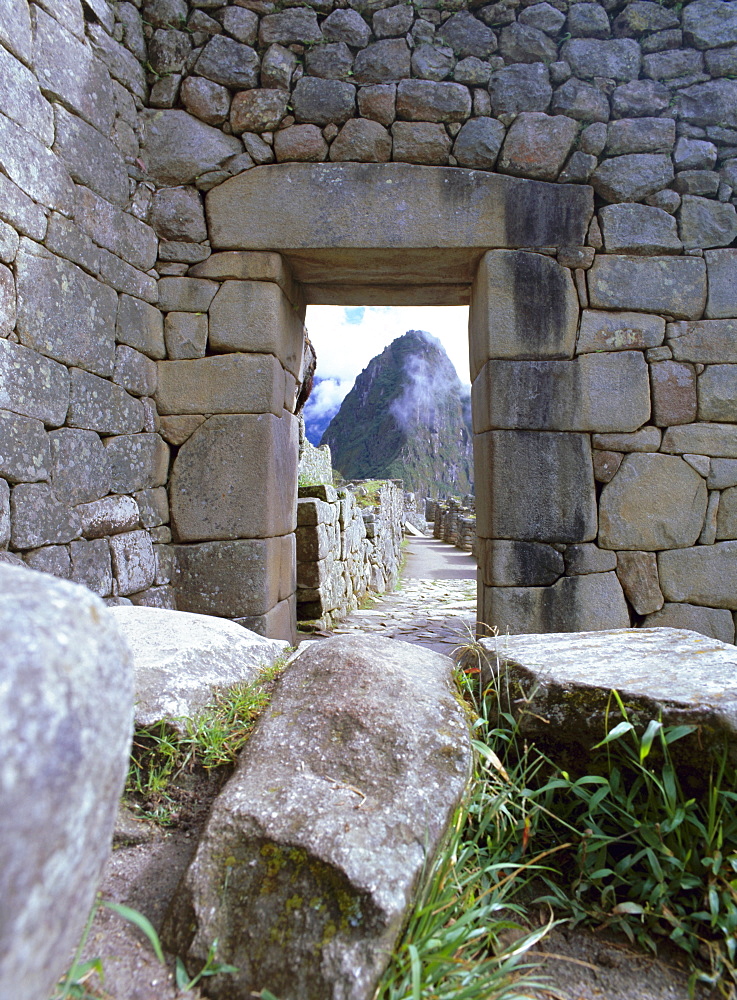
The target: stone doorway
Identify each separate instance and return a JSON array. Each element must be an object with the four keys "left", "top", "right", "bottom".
[{"left": 168, "top": 161, "right": 606, "bottom": 641}]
